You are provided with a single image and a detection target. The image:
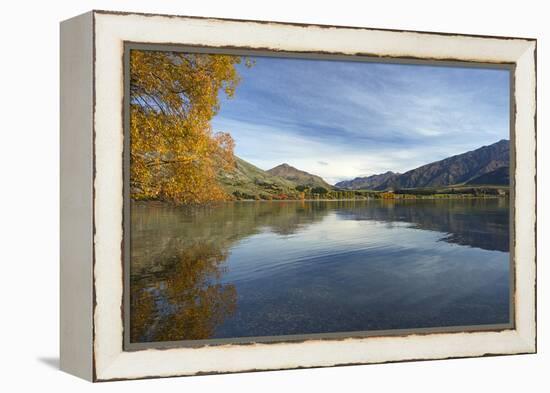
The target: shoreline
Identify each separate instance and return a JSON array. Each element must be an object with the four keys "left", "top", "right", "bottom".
[
  {"left": 230, "top": 196, "right": 507, "bottom": 202},
  {"left": 132, "top": 195, "right": 508, "bottom": 206}
]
